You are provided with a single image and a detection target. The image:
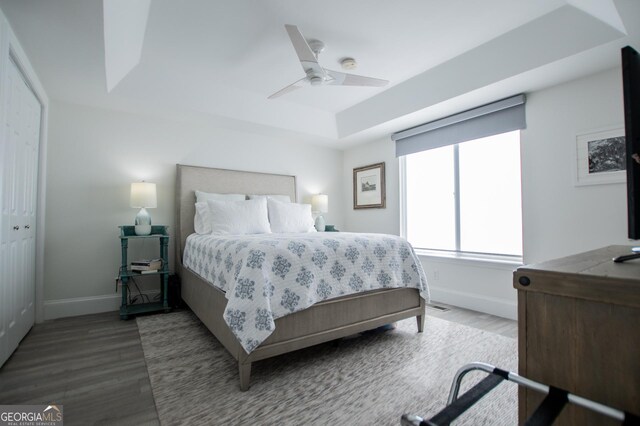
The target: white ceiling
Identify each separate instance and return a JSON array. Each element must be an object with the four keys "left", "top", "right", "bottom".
[{"left": 1, "top": 0, "right": 638, "bottom": 147}]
